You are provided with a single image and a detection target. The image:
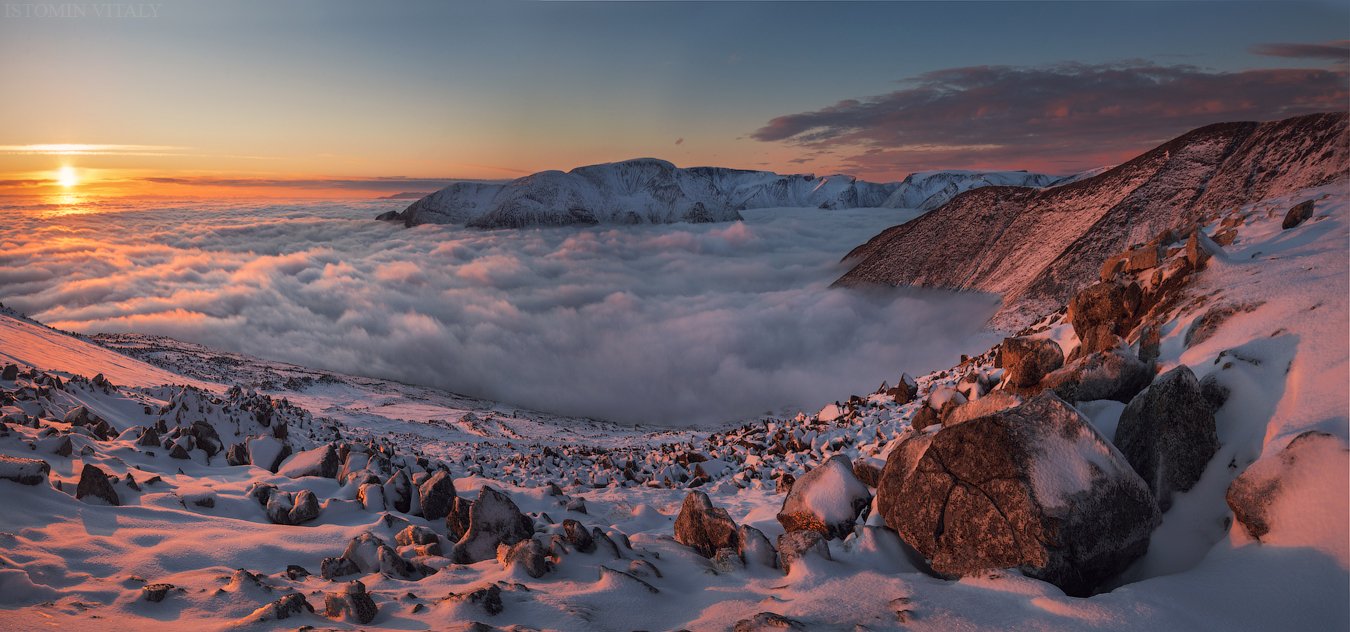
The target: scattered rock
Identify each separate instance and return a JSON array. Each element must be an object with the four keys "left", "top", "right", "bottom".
[
  {"left": 1185, "top": 302, "right": 1263, "bottom": 348},
  {"left": 877, "top": 392, "right": 1159, "bottom": 596},
  {"left": 451, "top": 486, "right": 535, "bottom": 564},
  {"left": 75, "top": 463, "right": 120, "bottom": 506},
  {"left": 733, "top": 612, "right": 805, "bottom": 632},
  {"left": 1227, "top": 431, "right": 1347, "bottom": 540},
  {"left": 419, "top": 469, "right": 457, "bottom": 520},
  {"left": 1281, "top": 199, "right": 1314, "bottom": 229},
  {"left": 325, "top": 580, "right": 378, "bottom": 624},
  {"left": 1114, "top": 366, "right": 1219, "bottom": 512},
  {"left": 498, "top": 537, "right": 550, "bottom": 578},
  {"left": 776, "top": 529, "right": 831, "bottom": 574},
  {"left": 999, "top": 337, "right": 1064, "bottom": 388},
  {"left": 0, "top": 455, "right": 50, "bottom": 485},
  {"left": 446, "top": 584, "right": 503, "bottom": 616},
  {"left": 242, "top": 593, "right": 313, "bottom": 623},
  {"left": 674, "top": 490, "right": 739, "bottom": 558},
  {"left": 562, "top": 519, "right": 596, "bottom": 553},
  {"left": 141, "top": 583, "right": 174, "bottom": 603},
  {"left": 776, "top": 455, "right": 871, "bottom": 540},
  {"left": 225, "top": 442, "right": 250, "bottom": 466},
  {"left": 1041, "top": 344, "right": 1152, "bottom": 404}
]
